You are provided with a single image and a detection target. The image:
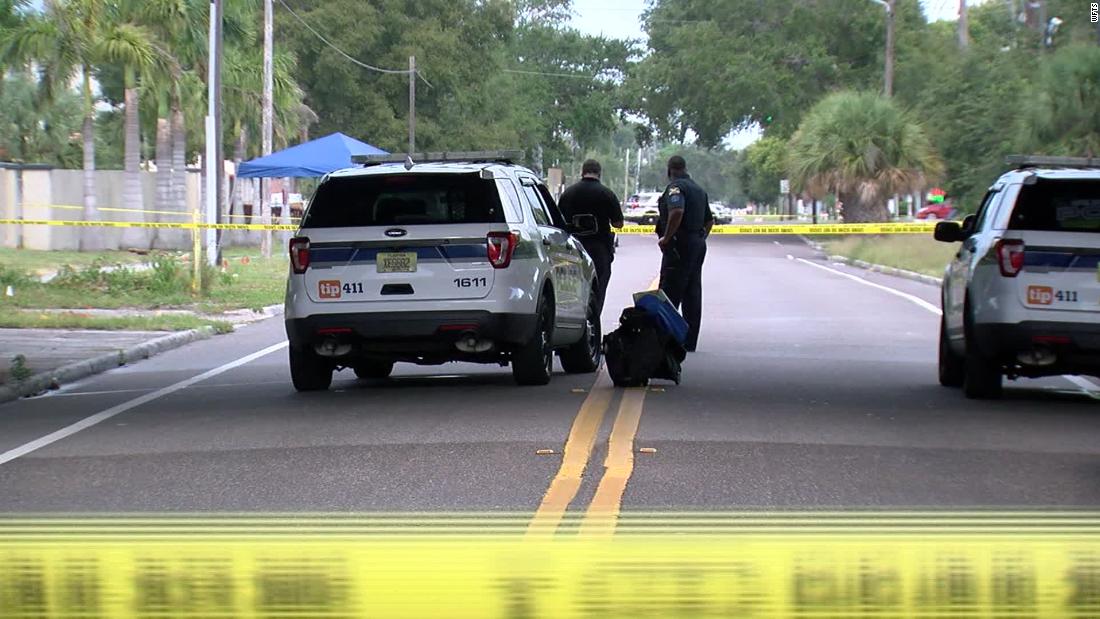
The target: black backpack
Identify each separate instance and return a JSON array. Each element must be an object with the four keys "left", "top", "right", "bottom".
[{"left": 603, "top": 307, "right": 686, "bottom": 387}]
